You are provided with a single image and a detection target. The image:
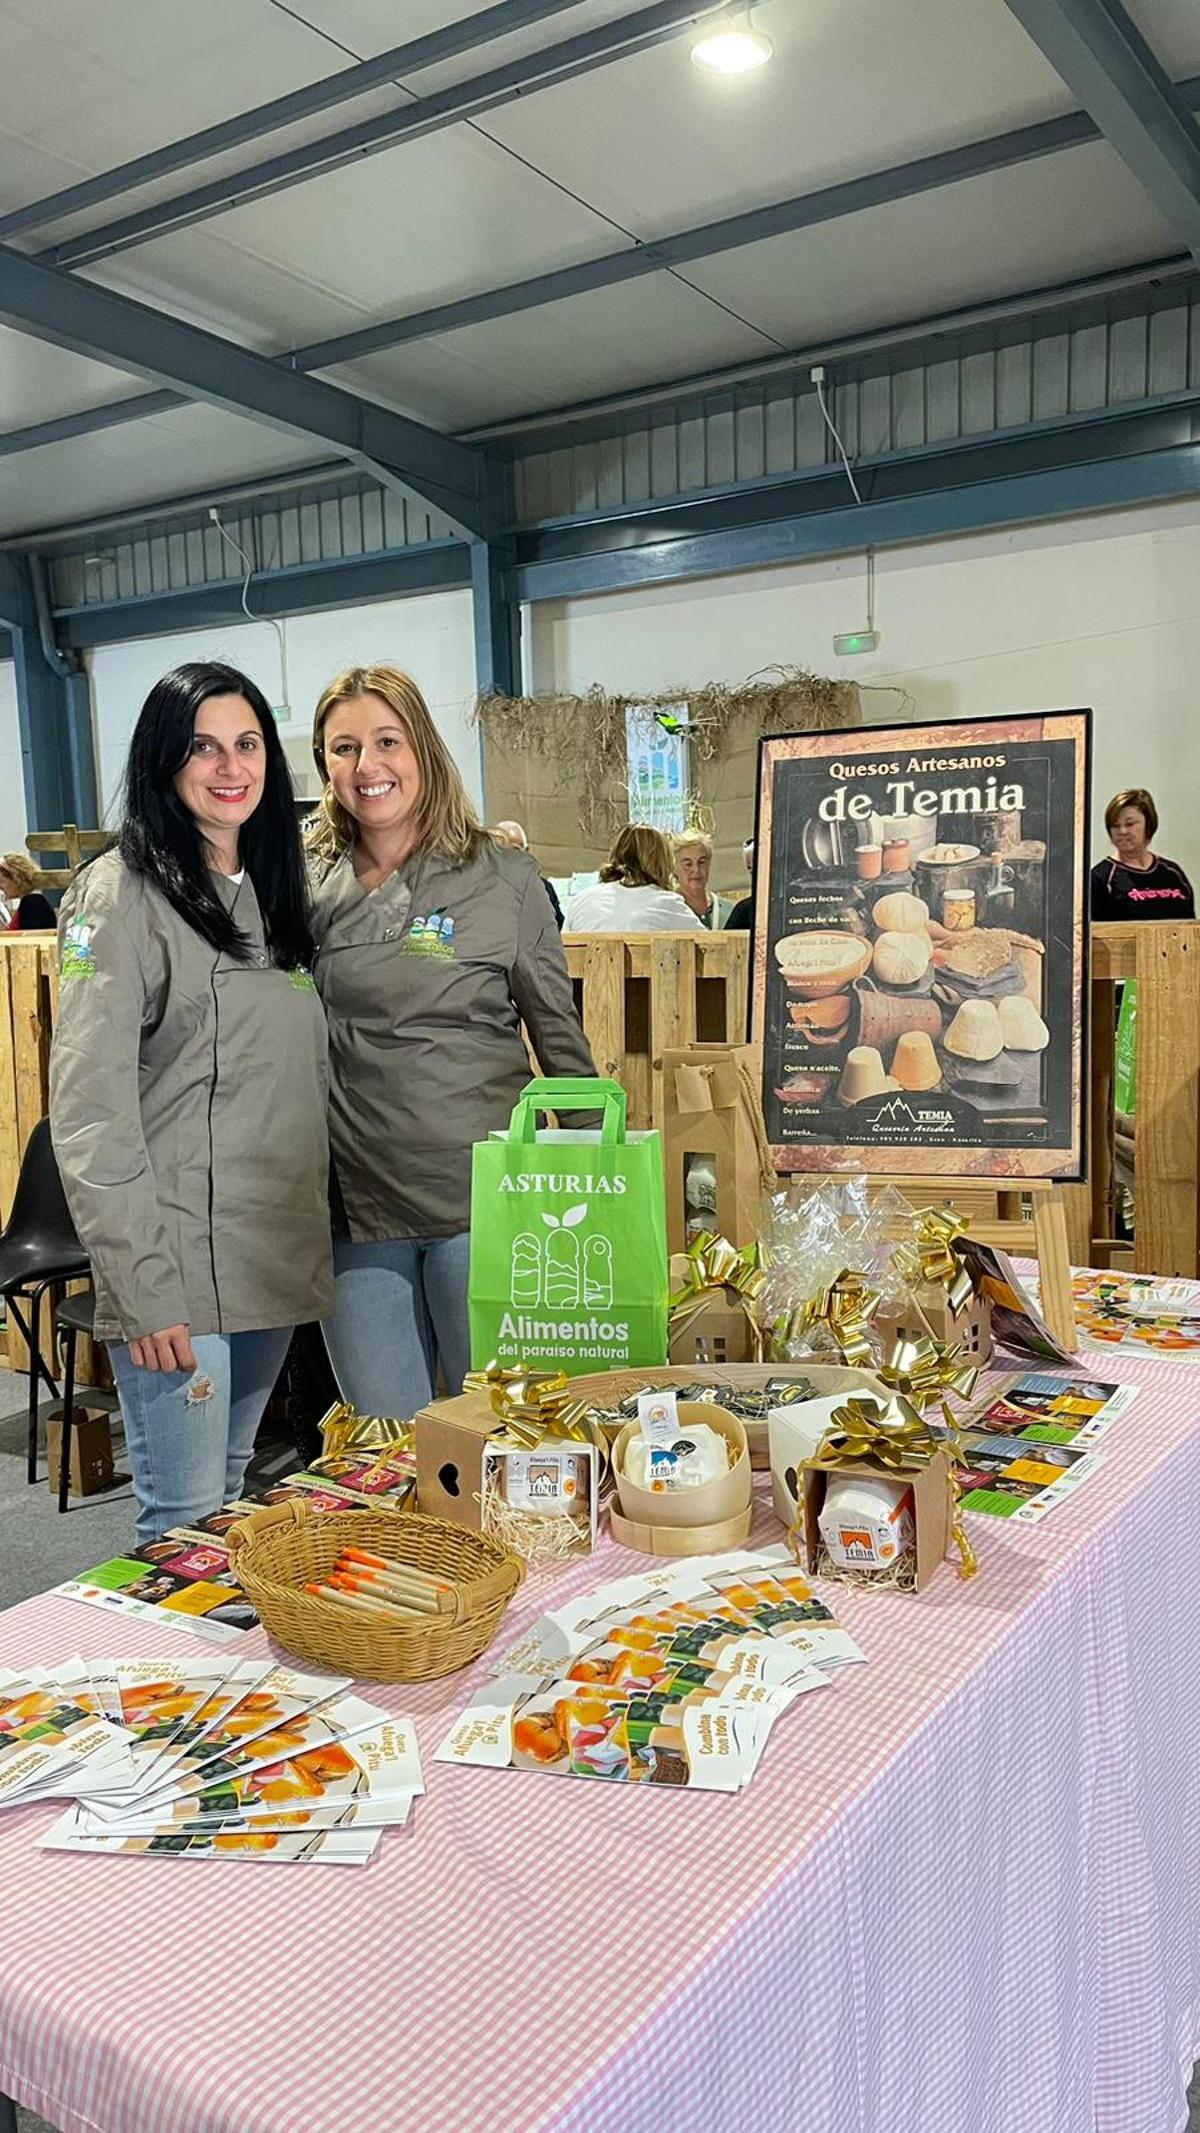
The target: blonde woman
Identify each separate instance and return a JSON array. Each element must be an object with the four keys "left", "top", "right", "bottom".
[
  {"left": 309, "top": 665, "right": 595, "bottom": 1417},
  {"left": 672, "top": 831, "right": 732, "bottom": 929},
  {"left": 566, "top": 825, "right": 703, "bottom": 932},
  {"left": 1, "top": 851, "right": 55, "bottom": 931}
]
